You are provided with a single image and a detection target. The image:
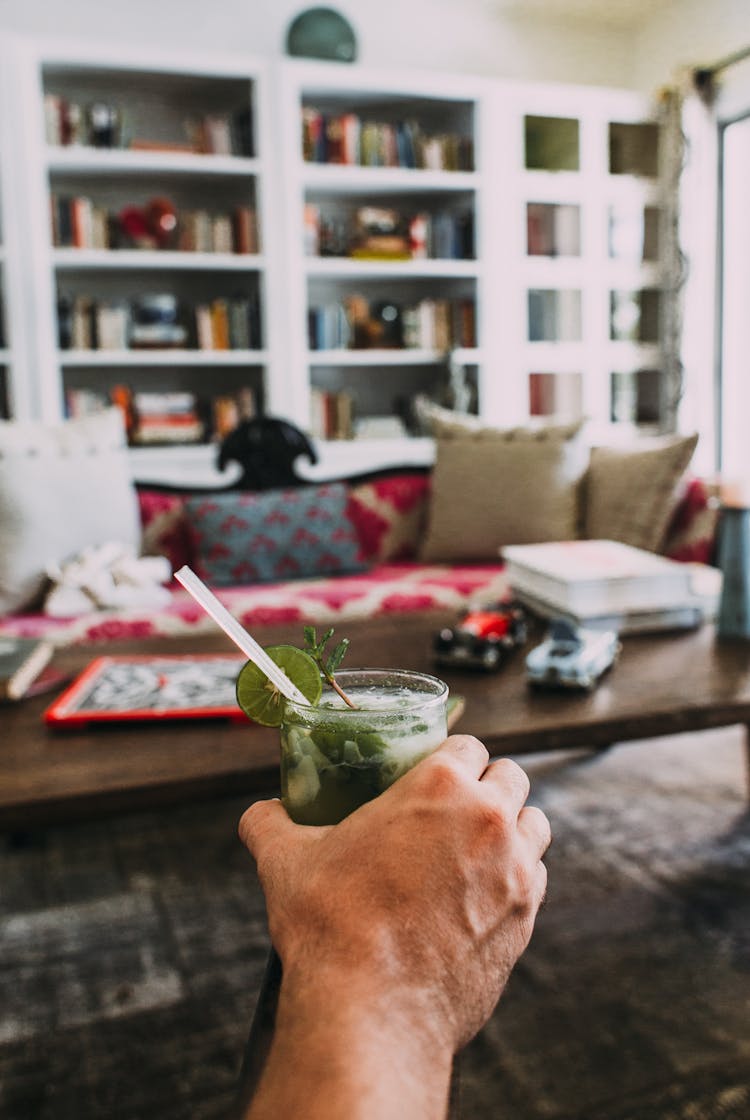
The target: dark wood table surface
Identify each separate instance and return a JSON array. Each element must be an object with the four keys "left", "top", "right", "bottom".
[{"left": 2, "top": 612, "right": 749, "bottom": 828}]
